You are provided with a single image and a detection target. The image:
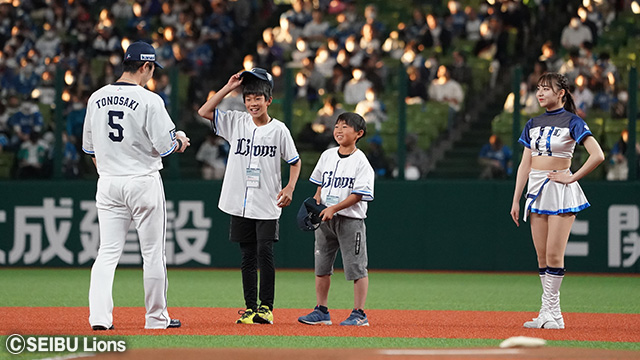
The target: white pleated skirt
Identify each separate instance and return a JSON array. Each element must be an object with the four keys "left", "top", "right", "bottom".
[{"left": 524, "top": 169, "right": 590, "bottom": 222}]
